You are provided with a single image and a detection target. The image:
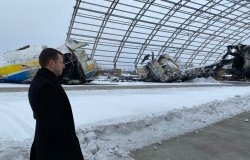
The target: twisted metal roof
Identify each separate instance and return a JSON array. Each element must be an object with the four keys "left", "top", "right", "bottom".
[{"left": 67, "top": 0, "right": 250, "bottom": 69}]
